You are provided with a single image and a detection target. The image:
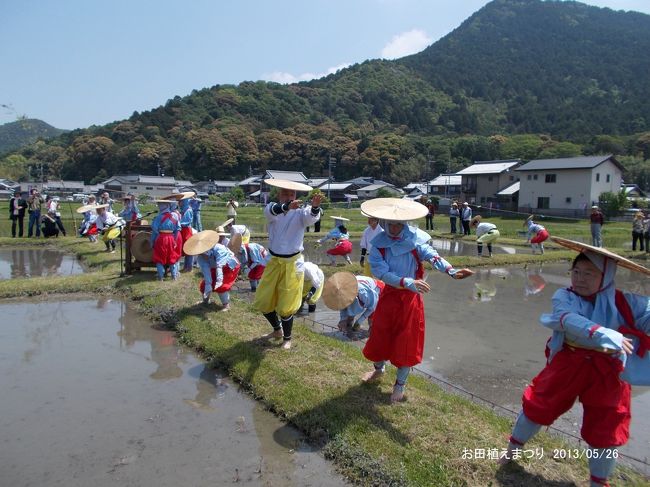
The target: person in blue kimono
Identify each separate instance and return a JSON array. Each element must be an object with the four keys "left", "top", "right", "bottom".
[
  {"left": 150, "top": 200, "right": 181, "bottom": 281},
  {"left": 323, "top": 272, "right": 385, "bottom": 333}
]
